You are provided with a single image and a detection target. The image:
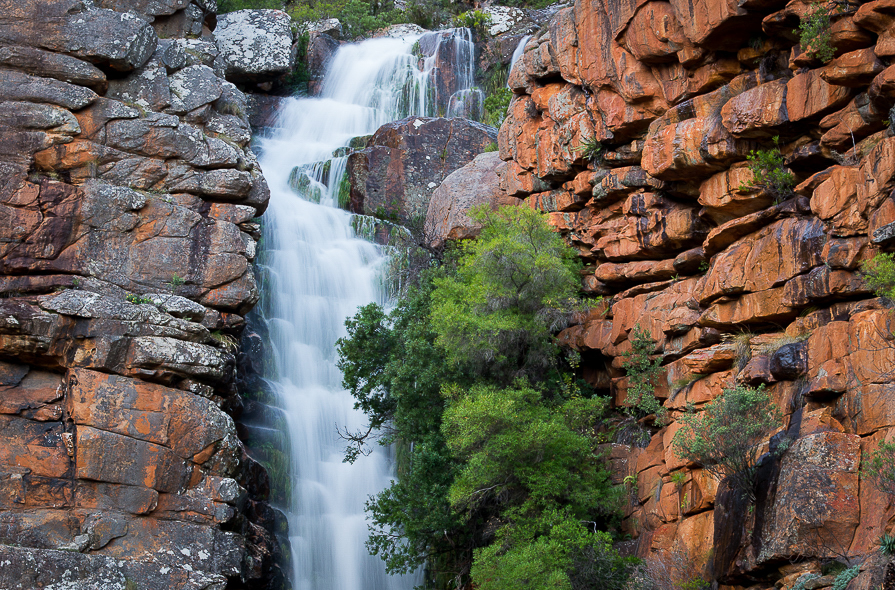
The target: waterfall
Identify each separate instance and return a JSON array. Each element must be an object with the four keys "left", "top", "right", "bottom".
[
  {"left": 508, "top": 34, "right": 532, "bottom": 85},
  {"left": 253, "top": 30, "right": 479, "bottom": 590}
]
